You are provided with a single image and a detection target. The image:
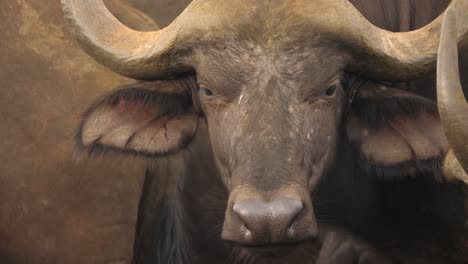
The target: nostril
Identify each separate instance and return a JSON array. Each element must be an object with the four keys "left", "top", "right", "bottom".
[
  {"left": 232, "top": 202, "right": 250, "bottom": 218},
  {"left": 274, "top": 198, "right": 304, "bottom": 229},
  {"left": 232, "top": 199, "right": 264, "bottom": 228},
  {"left": 225, "top": 197, "right": 316, "bottom": 244},
  {"left": 240, "top": 223, "right": 252, "bottom": 239},
  {"left": 286, "top": 198, "right": 304, "bottom": 217},
  {"left": 232, "top": 198, "right": 304, "bottom": 231}
]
